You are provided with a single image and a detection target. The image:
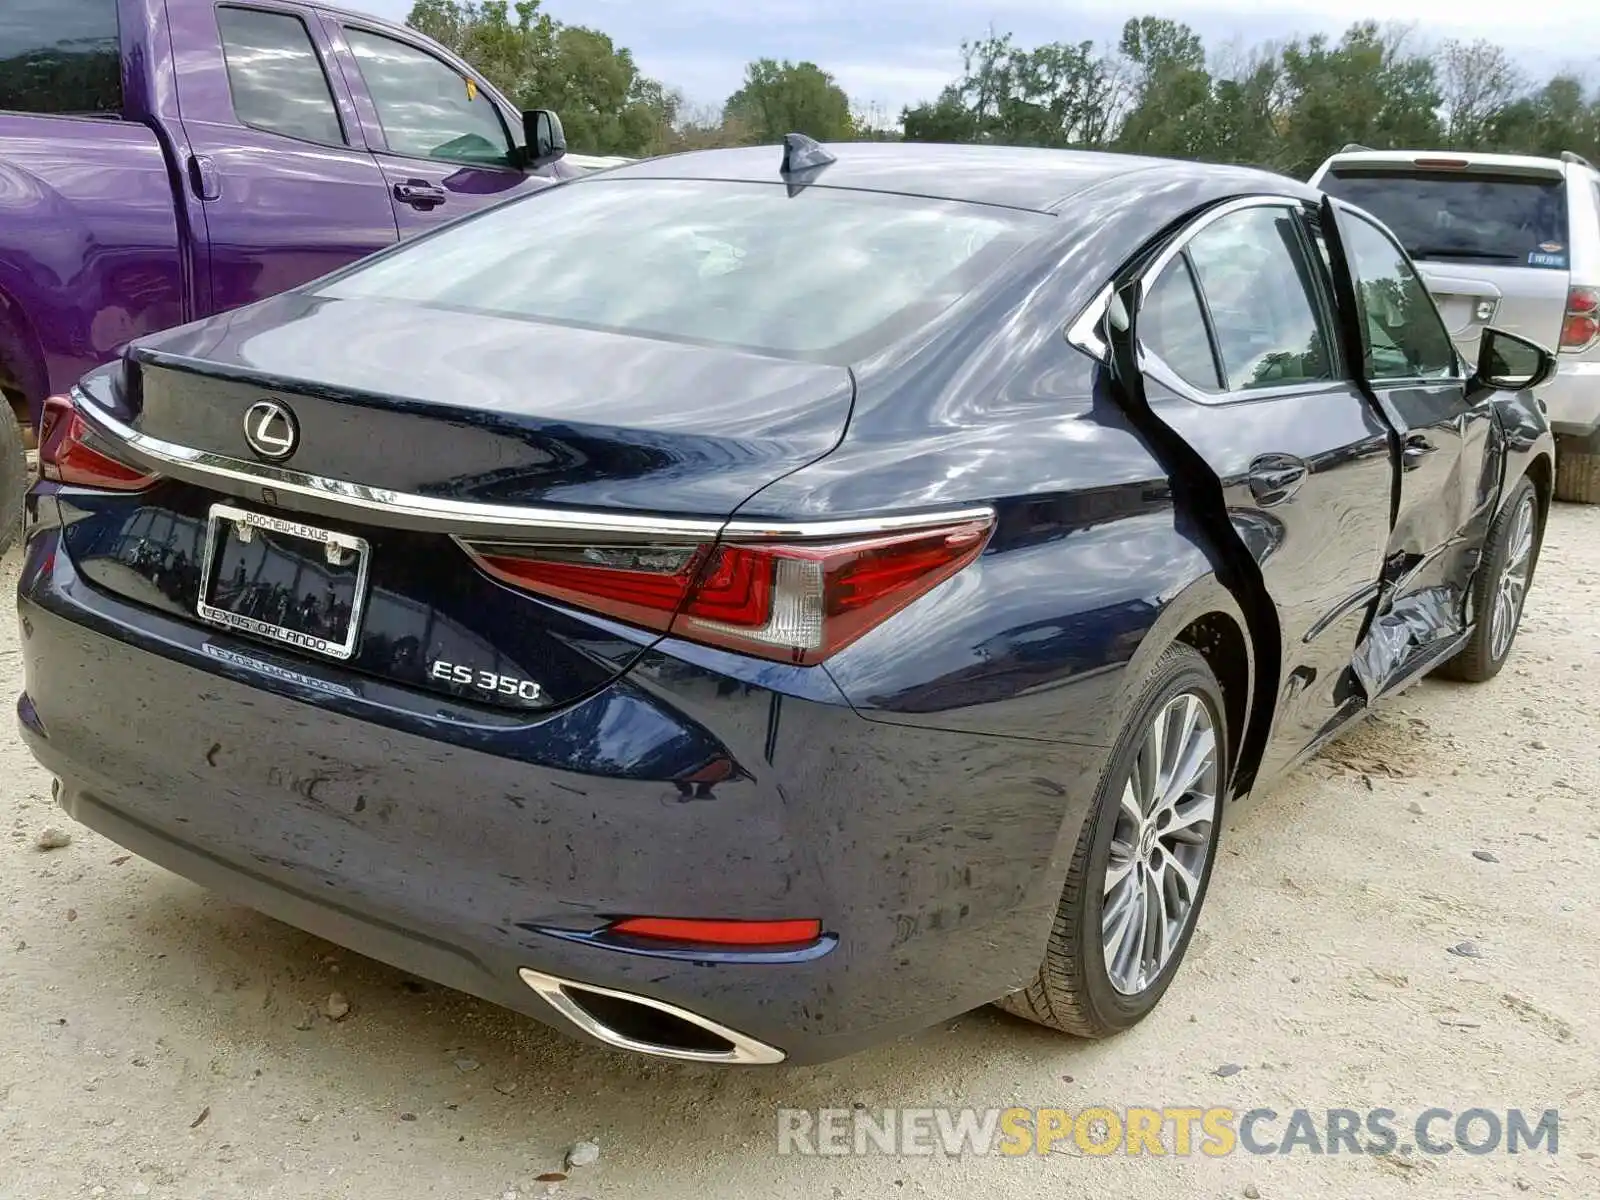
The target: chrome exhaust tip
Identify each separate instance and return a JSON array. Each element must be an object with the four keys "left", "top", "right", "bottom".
[{"left": 518, "top": 968, "right": 785, "bottom": 1065}]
